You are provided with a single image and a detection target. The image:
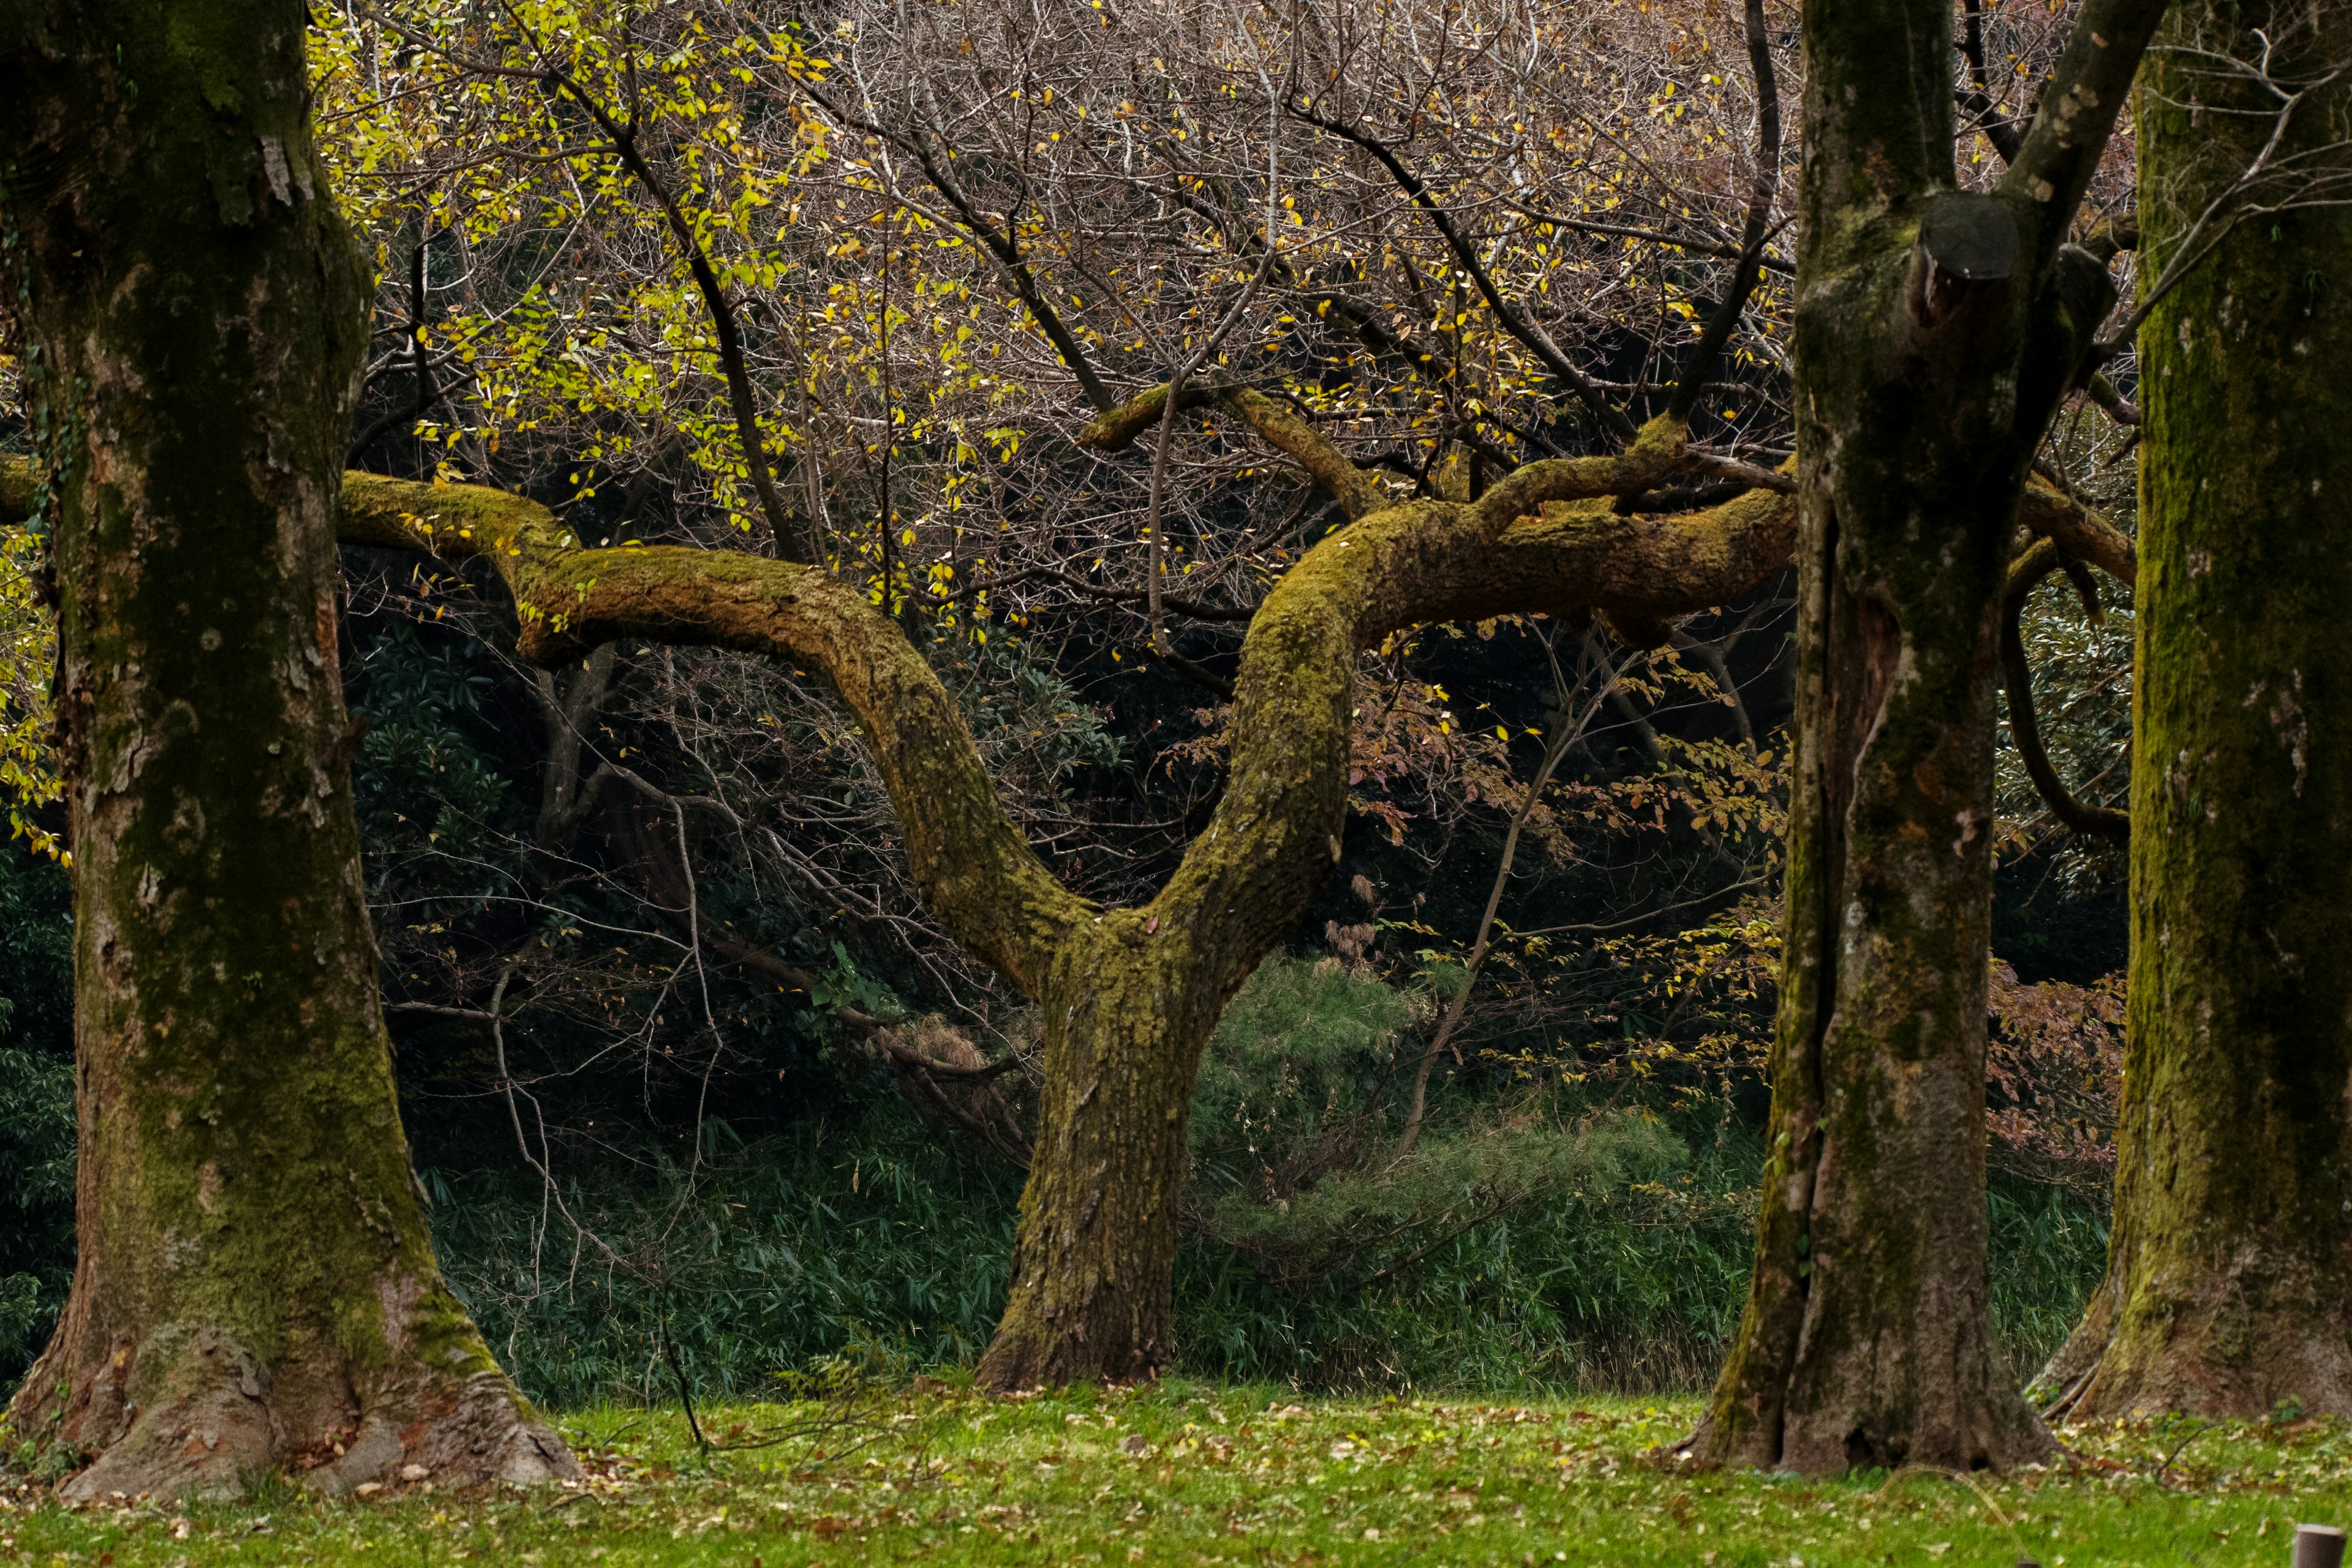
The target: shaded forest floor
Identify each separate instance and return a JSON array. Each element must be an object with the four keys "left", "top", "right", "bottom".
[{"left": 6, "top": 1384, "right": 2347, "bottom": 1567}]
